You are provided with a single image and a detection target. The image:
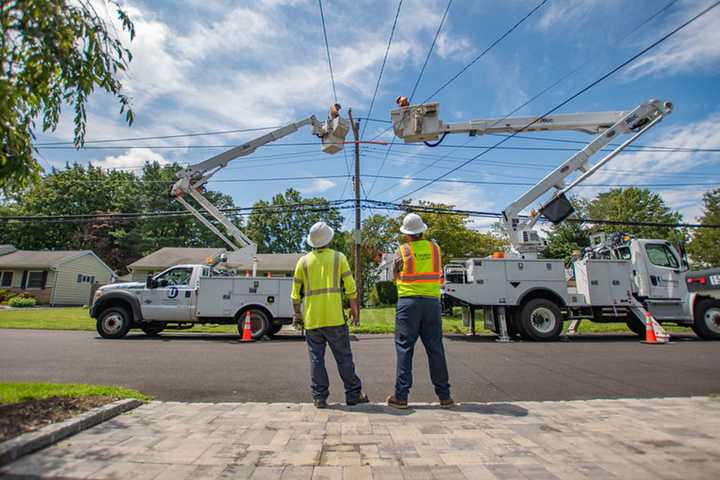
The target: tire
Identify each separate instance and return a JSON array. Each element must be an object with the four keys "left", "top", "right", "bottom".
[
  {"left": 97, "top": 306, "right": 131, "bottom": 339},
  {"left": 267, "top": 323, "right": 283, "bottom": 338},
  {"left": 626, "top": 314, "right": 646, "bottom": 337},
  {"left": 237, "top": 309, "right": 271, "bottom": 340},
  {"left": 141, "top": 324, "right": 165, "bottom": 336},
  {"left": 692, "top": 298, "right": 720, "bottom": 340},
  {"left": 517, "top": 298, "right": 563, "bottom": 341}
]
